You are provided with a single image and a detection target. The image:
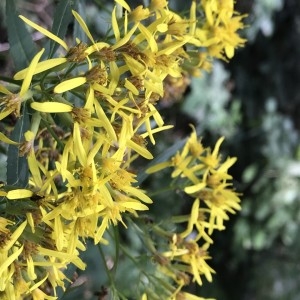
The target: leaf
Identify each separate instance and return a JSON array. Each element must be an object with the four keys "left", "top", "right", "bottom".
[
  {"left": 6, "top": 0, "right": 37, "bottom": 70},
  {"left": 0, "top": 153, "right": 7, "bottom": 182},
  {"left": 45, "top": 0, "right": 78, "bottom": 58},
  {"left": 7, "top": 103, "right": 30, "bottom": 187}
]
